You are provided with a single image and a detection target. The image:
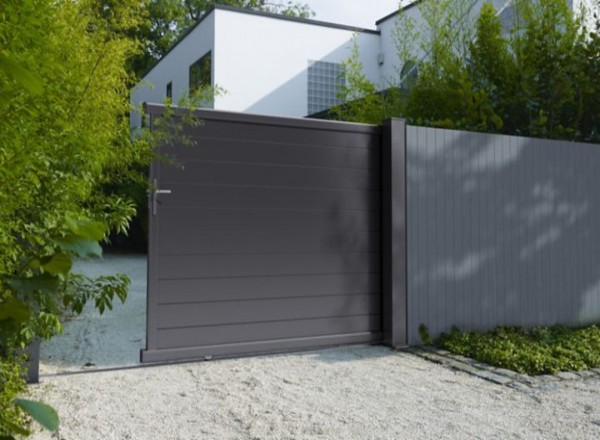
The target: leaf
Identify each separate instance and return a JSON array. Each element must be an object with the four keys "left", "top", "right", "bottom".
[
  {"left": 8, "top": 273, "right": 60, "bottom": 296},
  {"left": 41, "top": 252, "right": 72, "bottom": 275},
  {"left": 0, "top": 296, "right": 31, "bottom": 323},
  {"left": 65, "top": 218, "right": 107, "bottom": 241},
  {"left": 0, "top": 53, "right": 43, "bottom": 94},
  {"left": 13, "top": 399, "right": 59, "bottom": 432},
  {"left": 54, "top": 236, "right": 102, "bottom": 258}
]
